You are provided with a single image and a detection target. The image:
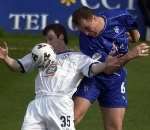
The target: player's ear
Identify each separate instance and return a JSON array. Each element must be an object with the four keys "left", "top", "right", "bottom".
[{"left": 59, "top": 34, "right": 64, "bottom": 41}]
